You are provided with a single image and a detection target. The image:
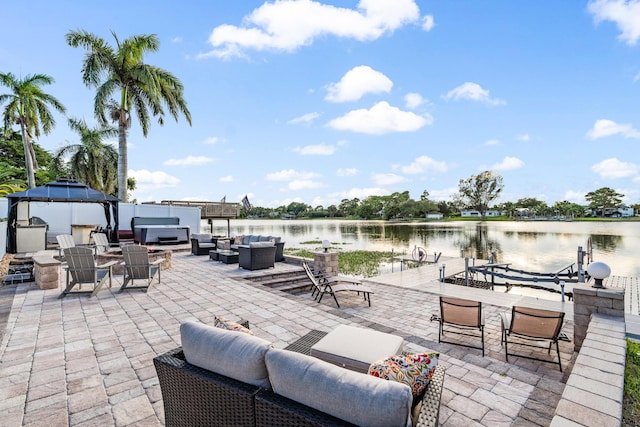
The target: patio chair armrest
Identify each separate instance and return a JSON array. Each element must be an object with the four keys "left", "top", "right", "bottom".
[
  {"left": 150, "top": 258, "right": 166, "bottom": 266},
  {"left": 414, "top": 365, "right": 445, "bottom": 427},
  {"left": 97, "top": 260, "right": 118, "bottom": 269}
]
